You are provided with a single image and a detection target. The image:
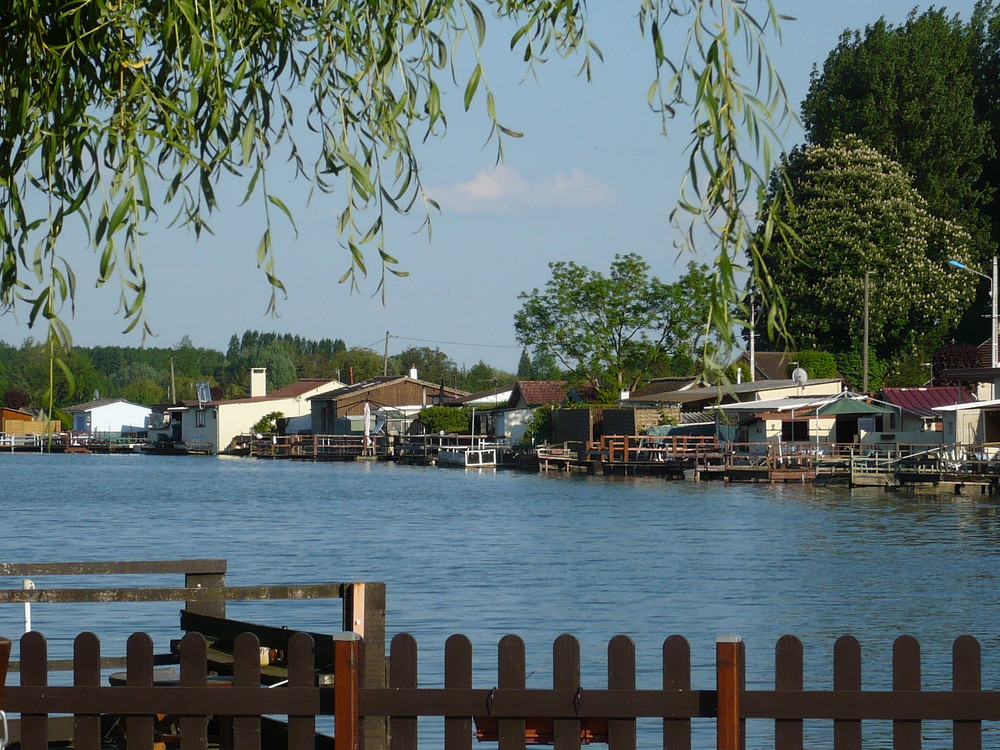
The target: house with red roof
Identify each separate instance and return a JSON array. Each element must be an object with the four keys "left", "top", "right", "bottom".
[
  {"left": 877, "top": 387, "right": 974, "bottom": 442},
  {"left": 492, "top": 380, "right": 571, "bottom": 443}
]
